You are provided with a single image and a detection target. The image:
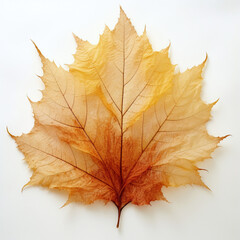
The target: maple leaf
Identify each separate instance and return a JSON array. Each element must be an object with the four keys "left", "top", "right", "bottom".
[{"left": 9, "top": 8, "right": 228, "bottom": 227}]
